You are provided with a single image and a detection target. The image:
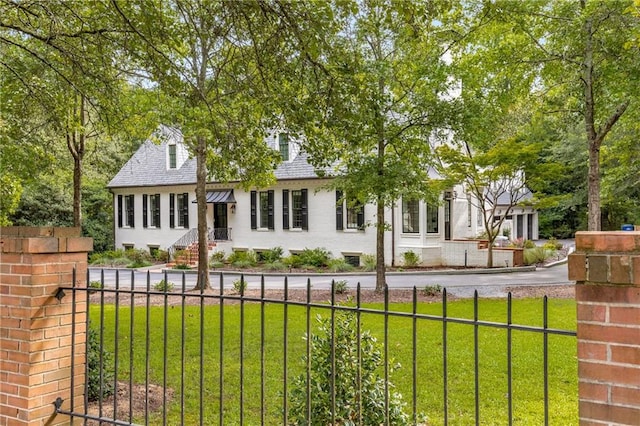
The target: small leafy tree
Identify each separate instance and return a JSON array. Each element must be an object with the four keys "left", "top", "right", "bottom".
[
  {"left": 288, "top": 312, "right": 411, "bottom": 425},
  {"left": 87, "top": 325, "right": 114, "bottom": 402}
]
